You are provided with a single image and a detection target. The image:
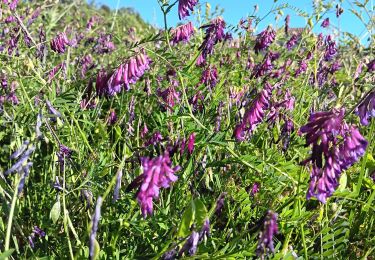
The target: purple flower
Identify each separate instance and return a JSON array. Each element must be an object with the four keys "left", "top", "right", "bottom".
[
  {"left": 86, "top": 16, "right": 100, "bottom": 30},
  {"left": 179, "top": 231, "right": 199, "bottom": 256},
  {"left": 106, "top": 50, "right": 151, "bottom": 94},
  {"left": 178, "top": 0, "right": 198, "bottom": 20},
  {"left": 50, "top": 32, "right": 71, "bottom": 53},
  {"left": 107, "top": 109, "right": 117, "bottom": 126},
  {"left": 354, "top": 62, "right": 363, "bottom": 80},
  {"left": 170, "top": 22, "right": 195, "bottom": 45},
  {"left": 199, "top": 218, "right": 210, "bottom": 241},
  {"left": 367, "top": 59, "right": 375, "bottom": 72},
  {"left": 286, "top": 34, "right": 298, "bottom": 50},
  {"left": 48, "top": 62, "right": 66, "bottom": 82},
  {"left": 199, "top": 17, "right": 226, "bottom": 60},
  {"left": 113, "top": 169, "right": 123, "bottom": 202},
  {"left": 80, "top": 55, "right": 94, "bottom": 78},
  {"left": 134, "top": 152, "right": 180, "bottom": 217},
  {"left": 257, "top": 211, "right": 279, "bottom": 257},
  {"left": 5, "top": 145, "right": 35, "bottom": 176},
  {"left": 281, "top": 119, "right": 294, "bottom": 151},
  {"left": 196, "top": 53, "right": 206, "bottom": 67},
  {"left": 250, "top": 182, "right": 260, "bottom": 196},
  {"left": 28, "top": 226, "right": 45, "bottom": 248},
  {"left": 324, "top": 35, "right": 337, "bottom": 61},
  {"left": 300, "top": 109, "right": 368, "bottom": 203},
  {"left": 187, "top": 133, "right": 196, "bottom": 154},
  {"left": 321, "top": 18, "right": 330, "bottom": 28},
  {"left": 10, "top": 140, "right": 30, "bottom": 160},
  {"left": 254, "top": 26, "right": 276, "bottom": 54},
  {"left": 157, "top": 86, "right": 181, "bottom": 110},
  {"left": 89, "top": 196, "right": 103, "bottom": 259},
  {"left": 93, "top": 33, "right": 115, "bottom": 54},
  {"left": 46, "top": 100, "right": 62, "bottom": 121},
  {"left": 215, "top": 192, "right": 227, "bottom": 214},
  {"left": 57, "top": 144, "right": 72, "bottom": 173},
  {"left": 356, "top": 90, "right": 375, "bottom": 125},
  {"left": 145, "top": 131, "right": 163, "bottom": 146},
  {"left": 234, "top": 83, "right": 273, "bottom": 141},
  {"left": 200, "top": 66, "right": 218, "bottom": 88}
]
